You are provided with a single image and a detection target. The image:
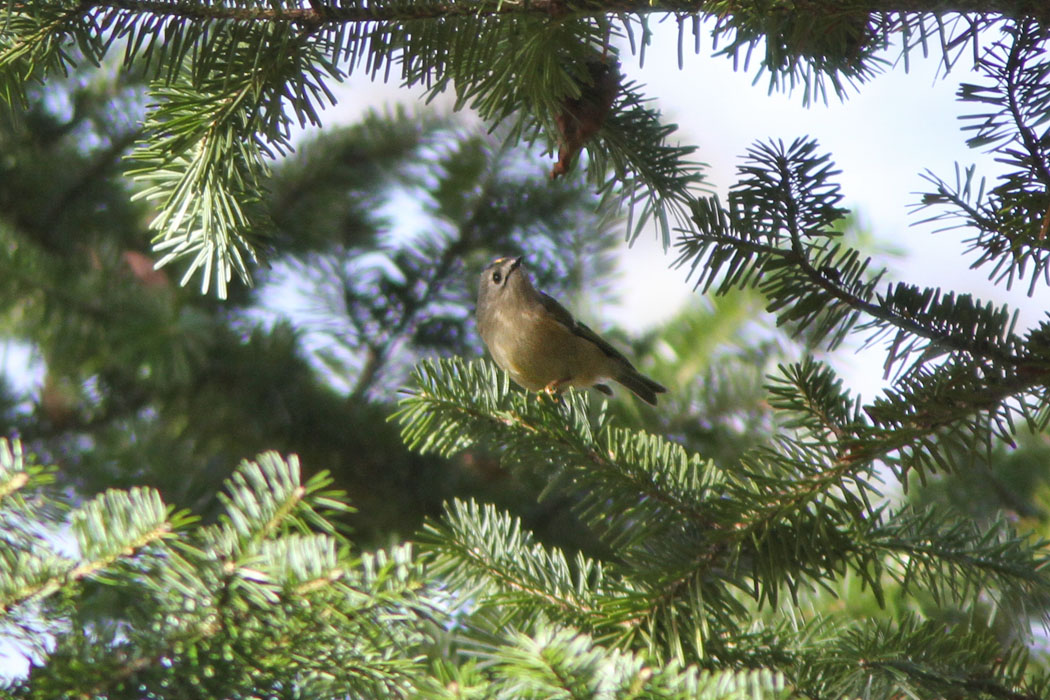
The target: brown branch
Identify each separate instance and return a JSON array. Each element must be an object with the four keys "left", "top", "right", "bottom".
[{"left": 44, "top": 0, "right": 1050, "bottom": 27}]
